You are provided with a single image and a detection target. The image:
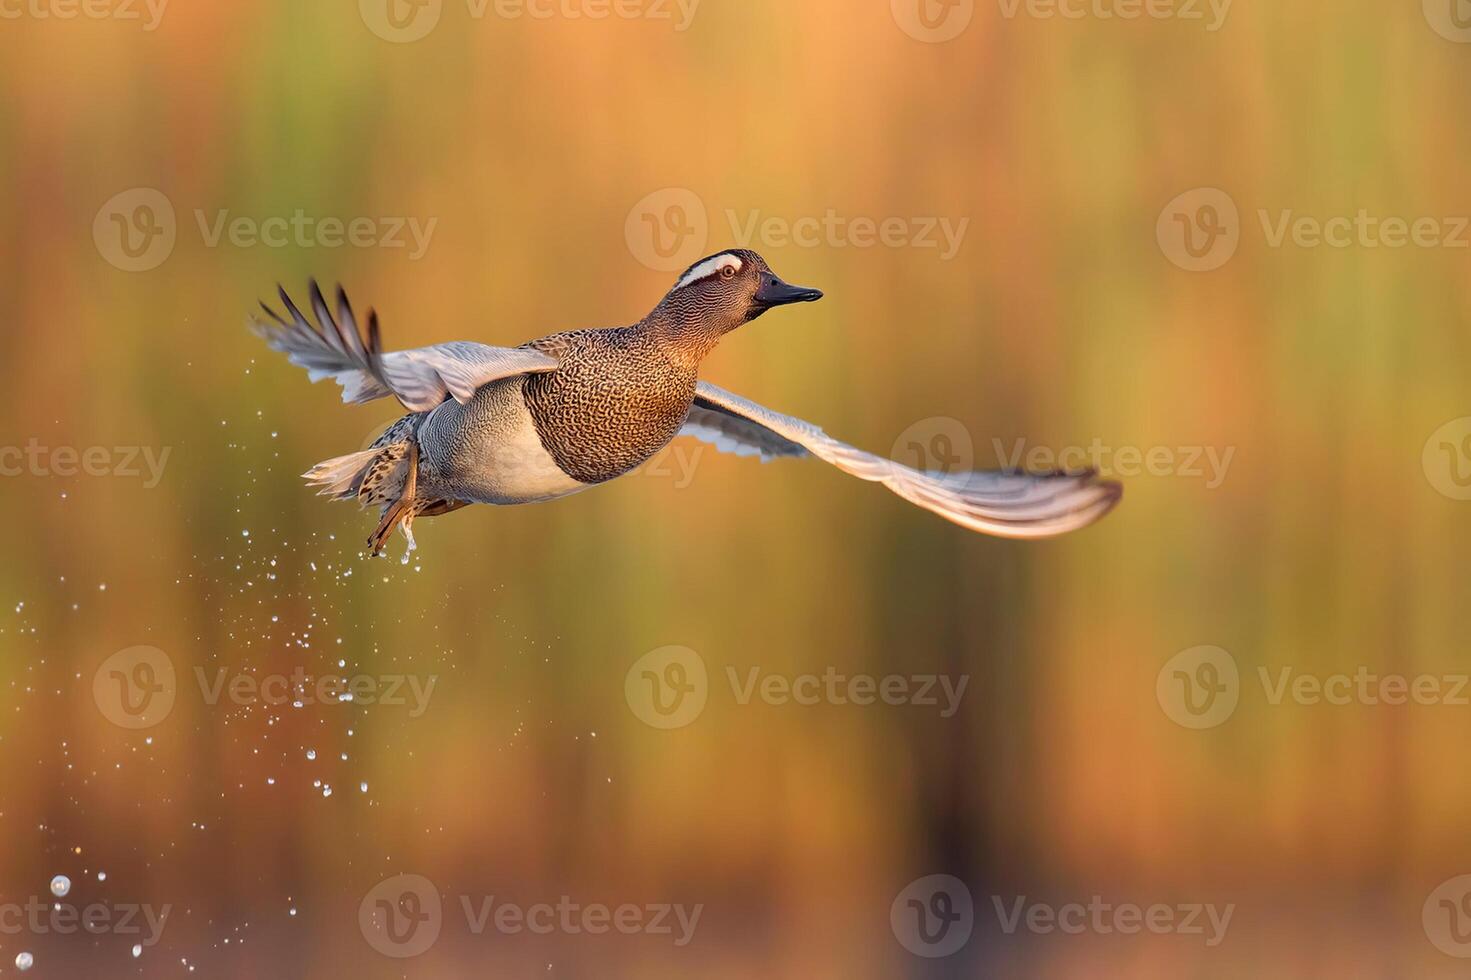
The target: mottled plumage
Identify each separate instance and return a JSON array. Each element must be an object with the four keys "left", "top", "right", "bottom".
[
  {"left": 250, "top": 249, "right": 1120, "bottom": 558},
  {"left": 521, "top": 327, "right": 696, "bottom": 484}
]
